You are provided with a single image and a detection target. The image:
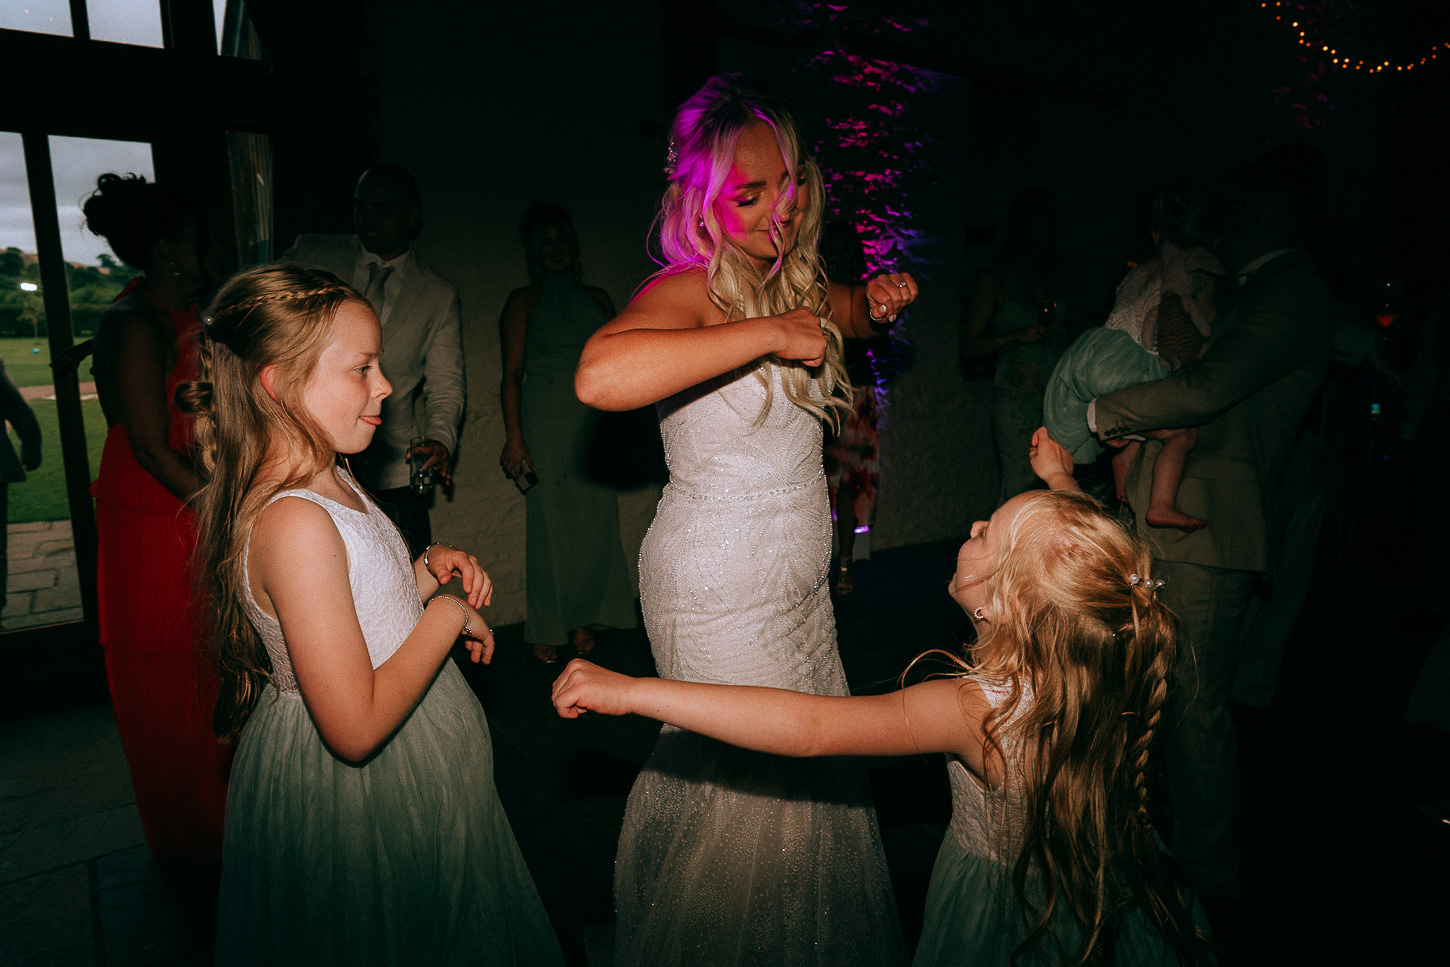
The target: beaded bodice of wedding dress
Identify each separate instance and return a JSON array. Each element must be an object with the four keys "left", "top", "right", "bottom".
[
  {"left": 643, "top": 361, "right": 839, "bottom": 690},
  {"left": 616, "top": 360, "right": 907, "bottom": 966}
]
